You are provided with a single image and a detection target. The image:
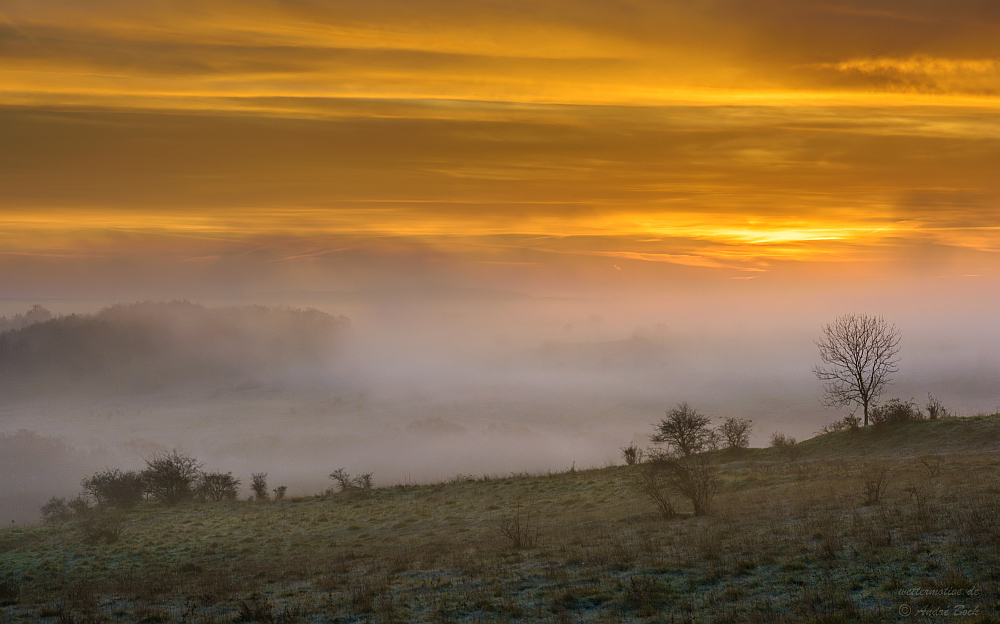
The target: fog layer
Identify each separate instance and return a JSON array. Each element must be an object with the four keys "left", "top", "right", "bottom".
[{"left": 2, "top": 284, "right": 999, "bottom": 524}]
